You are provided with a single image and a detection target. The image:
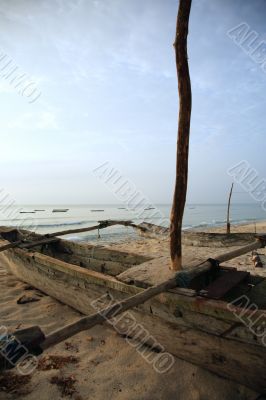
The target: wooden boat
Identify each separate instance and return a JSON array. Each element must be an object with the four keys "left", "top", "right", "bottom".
[
  {"left": 134, "top": 222, "right": 256, "bottom": 247},
  {"left": 0, "top": 226, "right": 266, "bottom": 393}
]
